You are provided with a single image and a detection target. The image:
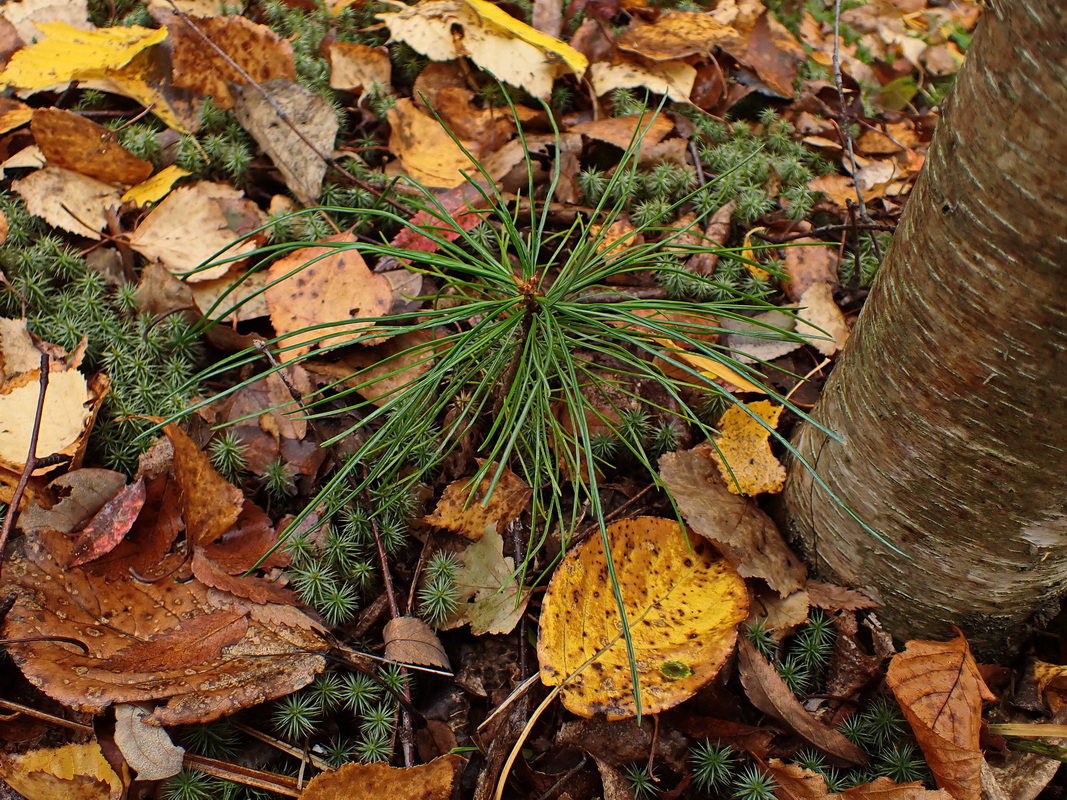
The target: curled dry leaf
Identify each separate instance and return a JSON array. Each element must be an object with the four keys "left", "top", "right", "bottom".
[
  {"left": 423, "top": 464, "right": 531, "bottom": 541},
  {"left": 113, "top": 703, "right": 184, "bottom": 781},
  {"left": 886, "top": 634, "right": 995, "bottom": 800},
  {"left": 68, "top": 478, "right": 146, "bottom": 567},
  {"left": 164, "top": 424, "right": 243, "bottom": 548},
  {"left": 264, "top": 231, "right": 394, "bottom": 362},
  {"left": 0, "top": 741, "right": 126, "bottom": 800},
  {"left": 328, "top": 41, "right": 393, "bottom": 95},
  {"left": 383, "top": 616, "right": 450, "bottom": 669},
  {"left": 658, "top": 448, "right": 805, "bottom": 597},
  {"left": 439, "top": 524, "right": 530, "bottom": 635},
  {"left": 708, "top": 400, "right": 786, "bottom": 495},
  {"left": 737, "top": 637, "right": 868, "bottom": 764},
  {"left": 538, "top": 516, "right": 748, "bottom": 719},
  {"left": 31, "top": 108, "right": 152, "bottom": 185},
  {"left": 12, "top": 165, "right": 120, "bottom": 239},
  {"left": 0, "top": 530, "right": 326, "bottom": 725},
  {"left": 588, "top": 58, "right": 697, "bottom": 103},
  {"left": 299, "top": 753, "right": 462, "bottom": 800},
  {"left": 765, "top": 760, "right": 953, "bottom": 799}
]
